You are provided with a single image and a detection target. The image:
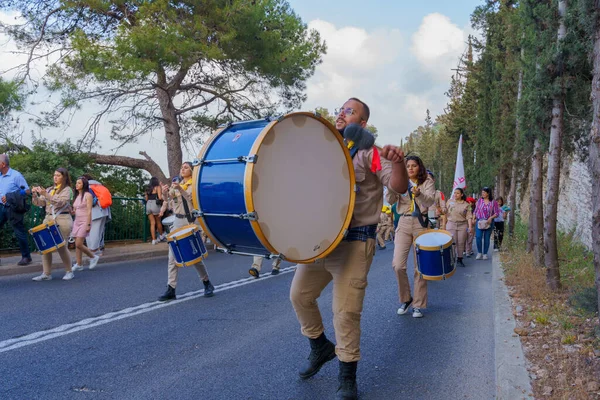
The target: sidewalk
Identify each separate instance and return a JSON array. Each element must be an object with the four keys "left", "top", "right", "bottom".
[{"left": 0, "top": 241, "right": 215, "bottom": 277}]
